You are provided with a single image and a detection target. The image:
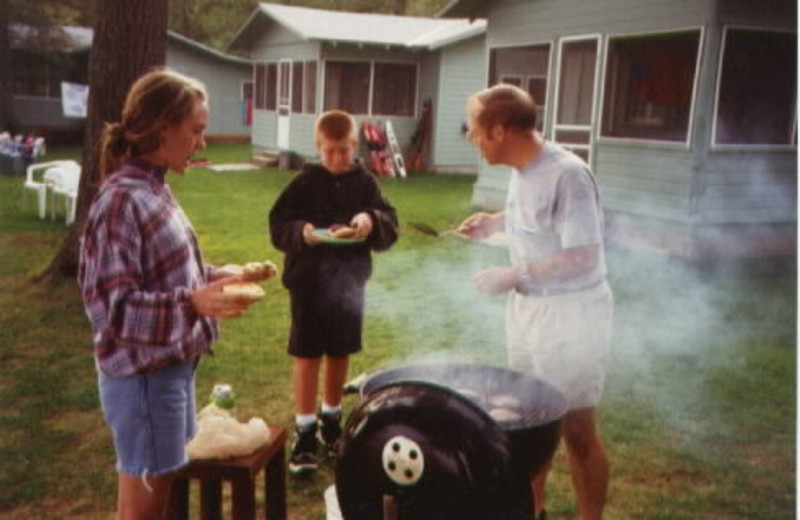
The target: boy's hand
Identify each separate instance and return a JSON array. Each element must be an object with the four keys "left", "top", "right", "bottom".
[
  {"left": 303, "top": 223, "right": 322, "bottom": 246},
  {"left": 350, "top": 212, "right": 373, "bottom": 239}
]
